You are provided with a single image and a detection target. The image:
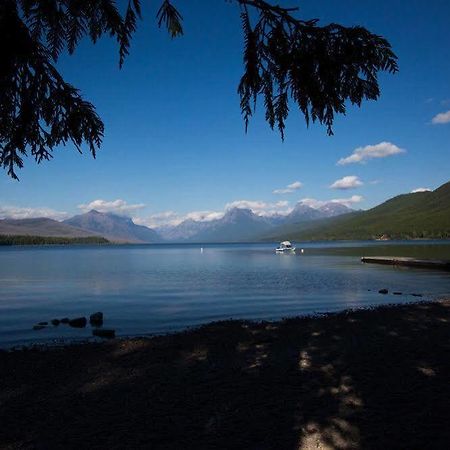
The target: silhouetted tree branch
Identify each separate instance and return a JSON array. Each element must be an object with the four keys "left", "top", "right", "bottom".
[{"left": 0, "top": 0, "right": 397, "bottom": 179}]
